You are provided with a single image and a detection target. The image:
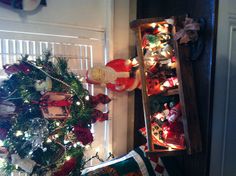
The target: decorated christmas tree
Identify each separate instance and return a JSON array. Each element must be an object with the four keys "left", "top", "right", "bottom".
[{"left": 0, "top": 52, "right": 110, "bottom": 175}]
